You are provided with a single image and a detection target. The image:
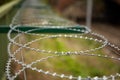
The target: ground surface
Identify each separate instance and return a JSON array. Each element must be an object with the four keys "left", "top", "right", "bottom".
[{"left": 92, "top": 23, "right": 120, "bottom": 47}]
